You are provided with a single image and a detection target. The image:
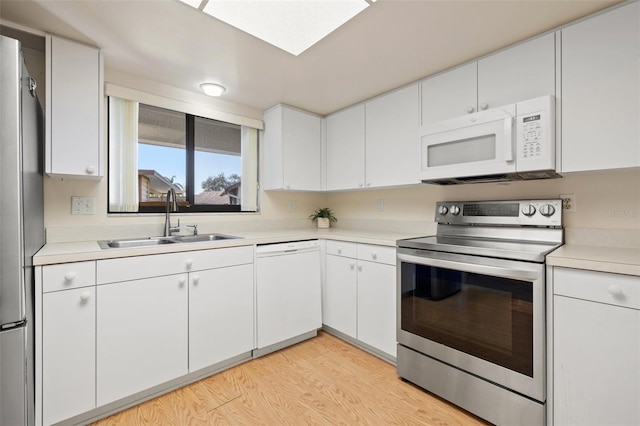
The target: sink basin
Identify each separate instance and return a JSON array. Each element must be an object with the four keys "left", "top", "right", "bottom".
[
  {"left": 98, "top": 233, "right": 240, "bottom": 249},
  {"left": 173, "top": 233, "right": 239, "bottom": 243},
  {"left": 98, "top": 237, "right": 178, "bottom": 249}
]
